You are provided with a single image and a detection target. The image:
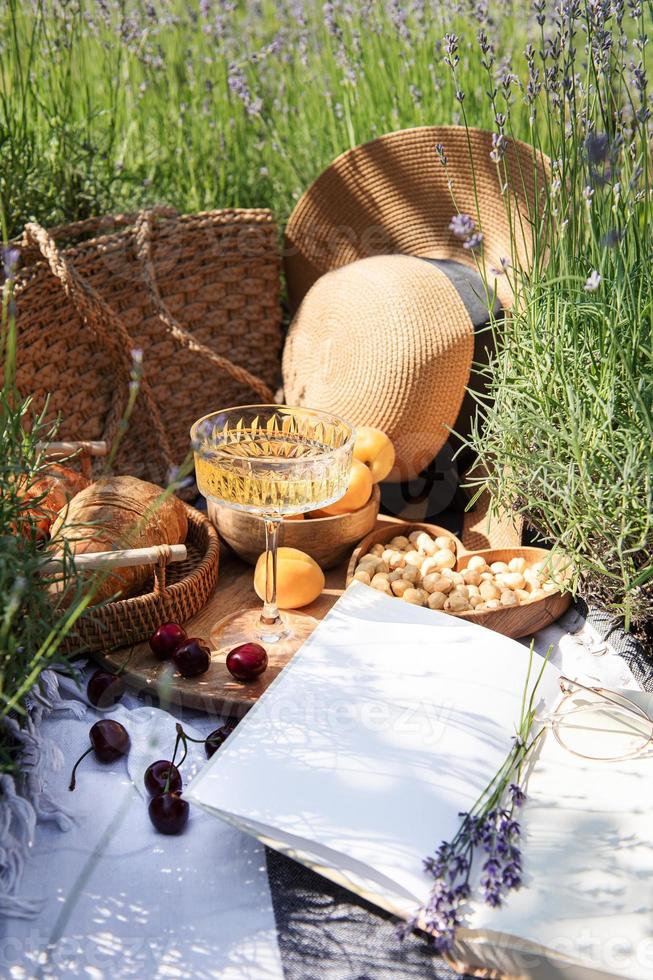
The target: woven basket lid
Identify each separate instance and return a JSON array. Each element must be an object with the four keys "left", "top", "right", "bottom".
[
  {"left": 284, "top": 125, "right": 548, "bottom": 313},
  {"left": 283, "top": 254, "right": 478, "bottom": 481}
]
